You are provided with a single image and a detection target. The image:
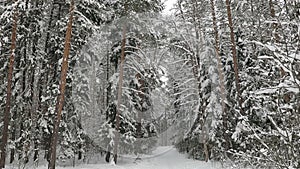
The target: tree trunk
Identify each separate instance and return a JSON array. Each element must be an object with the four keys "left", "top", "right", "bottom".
[
  {"left": 136, "top": 72, "right": 145, "bottom": 155},
  {"left": 269, "top": 0, "right": 280, "bottom": 42},
  {"left": 32, "top": 55, "right": 41, "bottom": 164},
  {"left": 31, "top": 2, "right": 42, "bottom": 161},
  {"left": 33, "top": 1, "right": 55, "bottom": 162},
  {"left": 225, "top": 0, "right": 243, "bottom": 114},
  {"left": 48, "top": 1, "right": 75, "bottom": 169},
  {"left": 113, "top": 24, "right": 127, "bottom": 164},
  {"left": 78, "top": 144, "right": 82, "bottom": 160},
  {"left": 106, "top": 46, "right": 111, "bottom": 121},
  {"left": 210, "top": 0, "right": 228, "bottom": 151},
  {"left": 0, "top": 3, "right": 18, "bottom": 168},
  {"left": 210, "top": 0, "right": 226, "bottom": 119},
  {"left": 9, "top": 110, "right": 16, "bottom": 164}
]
